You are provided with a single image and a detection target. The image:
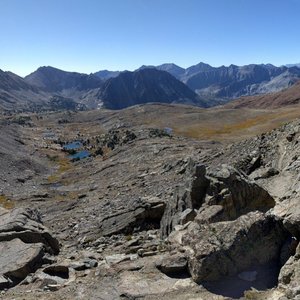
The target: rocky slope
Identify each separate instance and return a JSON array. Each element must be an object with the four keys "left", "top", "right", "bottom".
[
  {"left": 0, "top": 69, "right": 89, "bottom": 113},
  {"left": 25, "top": 66, "right": 103, "bottom": 92},
  {"left": 0, "top": 69, "right": 49, "bottom": 112},
  {"left": 226, "top": 80, "right": 300, "bottom": 109},
  {"left": 25, "top": 66, "right": 103, "bottom": 99},
  {"left": 0, "top": 106, "right": 300, "bottom": 299}
]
